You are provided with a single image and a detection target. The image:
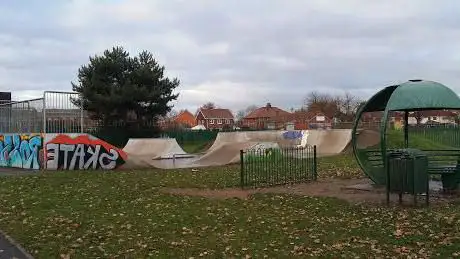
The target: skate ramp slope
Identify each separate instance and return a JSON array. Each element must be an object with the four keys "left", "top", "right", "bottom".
[
  {"left": 211, "top": 131, "right": 299, "bottom": 149},
  {"left": 123, "top": 138, "right": 188, "bottom": 159},
  {"left": 192, "top": 141, "right": 280, "bottom": 167},
  {"left": 305, "top": 129, "right": 352, "bottom": 156}
]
